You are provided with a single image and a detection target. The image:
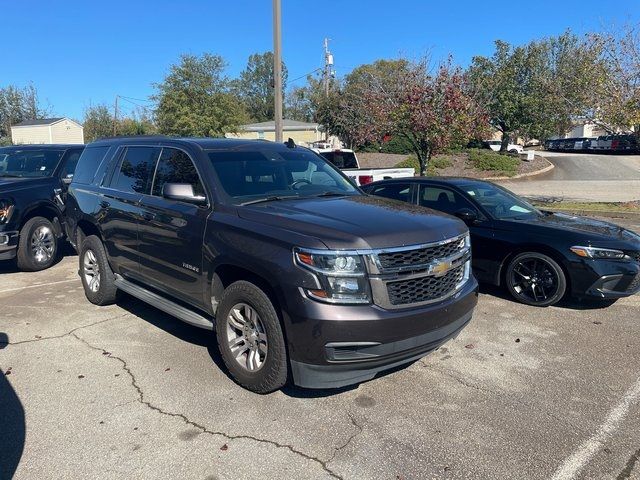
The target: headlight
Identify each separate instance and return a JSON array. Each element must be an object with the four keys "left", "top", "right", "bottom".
[
  {"left": 294, "top": 248, "right": 370, "bottom": 304},
  {"left": 0, "top": 200, "right": 14, "bottom": 224},
  {"left": 570, "top": 246, "right": 625, "bottom": 260}
]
